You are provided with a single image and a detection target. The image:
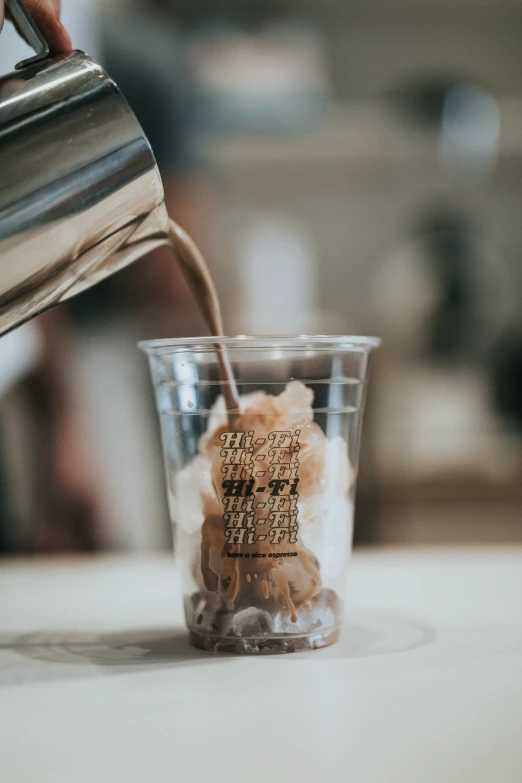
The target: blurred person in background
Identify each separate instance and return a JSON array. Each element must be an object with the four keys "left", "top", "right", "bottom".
[
  {"left": 2, "top": 0, "right": 211, "bottom": 553},
  {"left": 1, "top": 0, "right": 218, "bottom": 555},
  {"left": 0, "top": 0, "right": 103, "bottom": 554}
]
